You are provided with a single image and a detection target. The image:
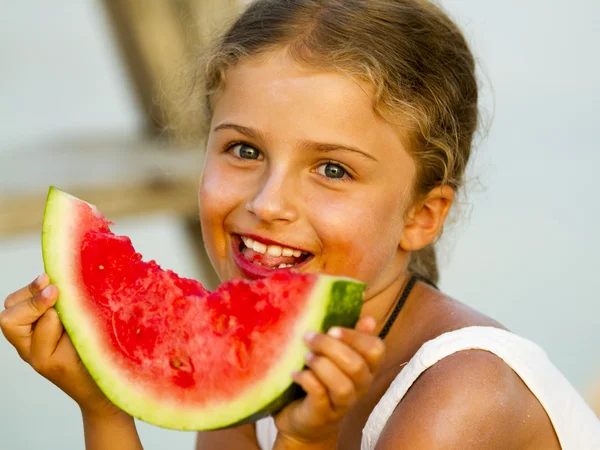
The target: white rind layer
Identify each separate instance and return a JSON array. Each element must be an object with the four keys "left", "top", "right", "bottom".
[{"left": 42, "top": 187, "right": 362, "bottom": 430}]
